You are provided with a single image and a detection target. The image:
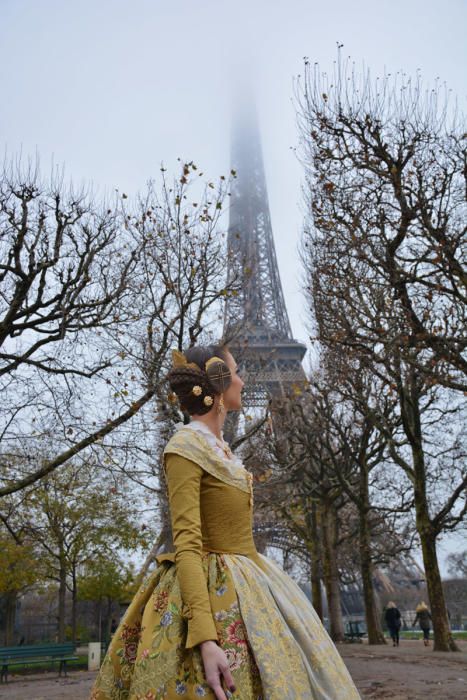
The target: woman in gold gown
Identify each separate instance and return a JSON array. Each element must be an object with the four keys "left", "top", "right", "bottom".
[{"left": 90, "top": 345, "right": 361, "bottom": 700}]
